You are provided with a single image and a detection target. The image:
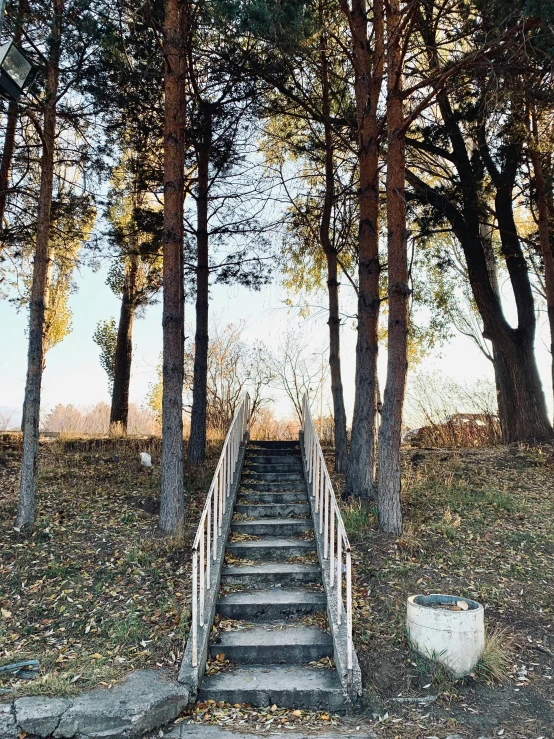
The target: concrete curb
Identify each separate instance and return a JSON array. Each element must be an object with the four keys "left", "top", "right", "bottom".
[
  {"left": 178, "top": 439, "right": 248, "bottom": 699},
  {"left": 299, "top": 433, "right": 363, "bottom": 704},
  {"left": 0, "top": 670, "right": 188, "bottom": 739}
]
